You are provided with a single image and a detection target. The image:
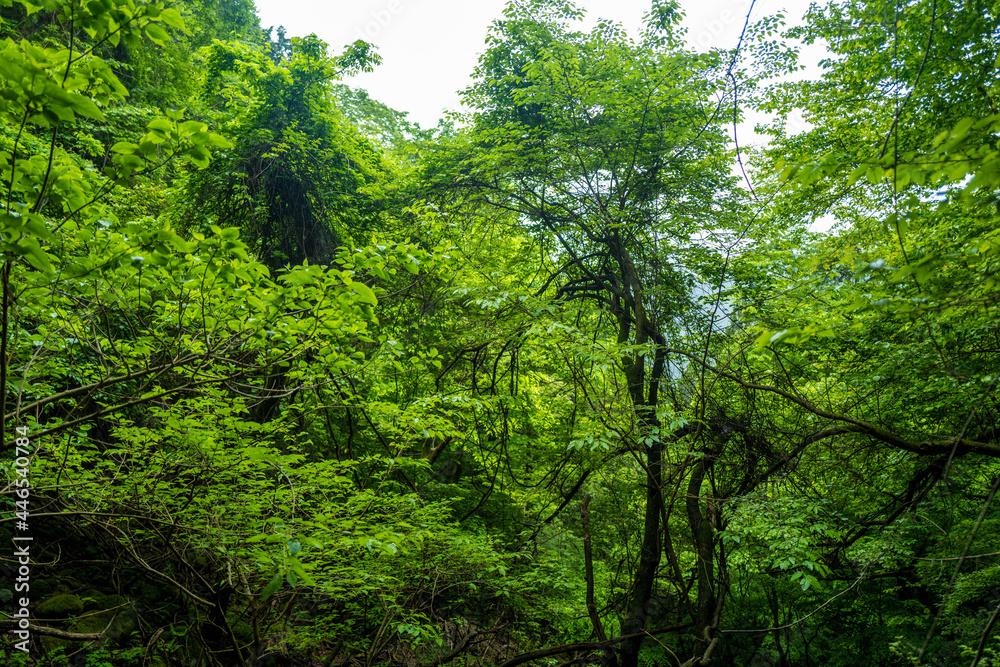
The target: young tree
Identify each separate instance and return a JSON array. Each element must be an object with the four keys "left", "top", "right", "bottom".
[{"left": 418, "top": 1, "right": 790, "bottom": 663}]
